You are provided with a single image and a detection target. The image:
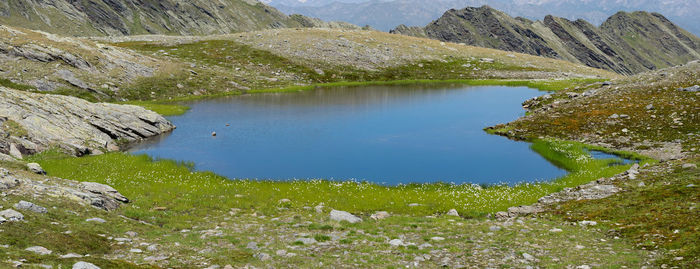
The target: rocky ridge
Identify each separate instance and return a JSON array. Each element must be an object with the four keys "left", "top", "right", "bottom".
[
  {"left": 0, "top": 25, "right": 160, "bottom": 94},
  {"left": 391, "top": 6, "right": 700, "bottom": 75},
  {"left": 0, "top": 86, "right": 174, "bottom": 158},
  {"left": 0, "top": 0, "right": 299, "bottom": 36}
]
